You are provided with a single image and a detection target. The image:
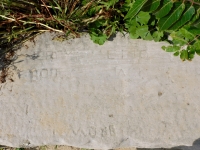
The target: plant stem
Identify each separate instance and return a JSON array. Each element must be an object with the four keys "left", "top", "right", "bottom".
[
  {"left": 0, "top": 15, "right": 64, "bottom": 33},
  {"left": 186, "top": 0, "right": 200, "bottom": 6}
]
